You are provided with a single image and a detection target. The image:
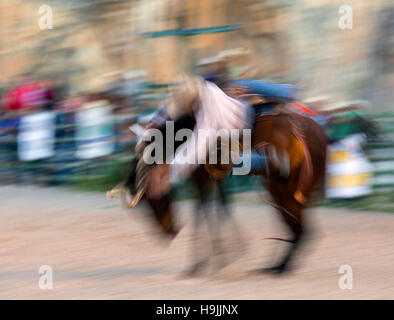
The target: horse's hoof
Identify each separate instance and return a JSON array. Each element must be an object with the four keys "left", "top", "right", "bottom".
[
  {"left": 178, "top": 269, "right": 198, "bottom": 279},
  {"left": 265, "top": 265, "right": 288, "bottom": 275},
  {"left": 250, "top": 264, "right": 290, "bottom": 276},
  {"left": 211, "top": 253, "right": 230, "bottom": 272},
  {"left": 178, "top": 268, "right": 200, "bottom": 279},
  {"left": 179, "top": 260, "right": 208, "bottom": 278}
]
